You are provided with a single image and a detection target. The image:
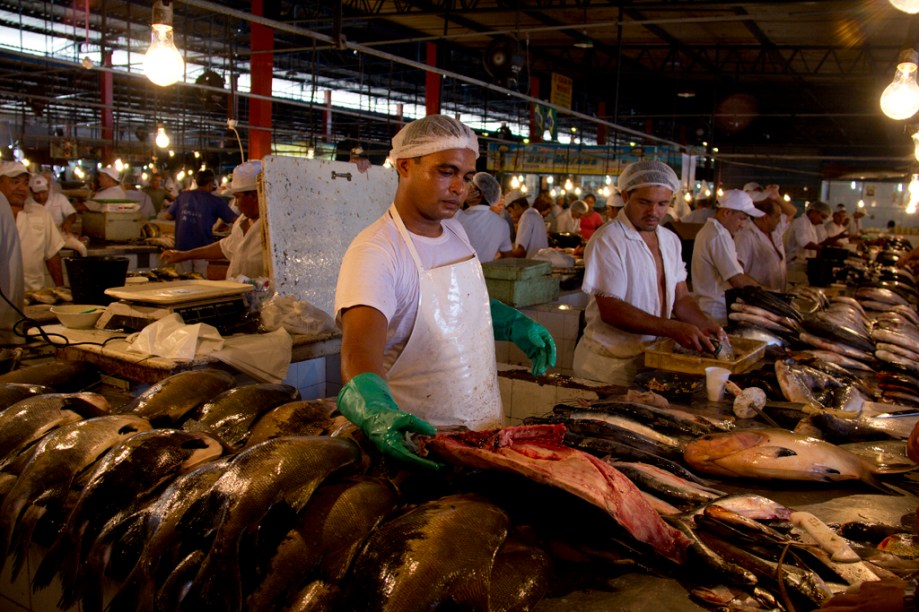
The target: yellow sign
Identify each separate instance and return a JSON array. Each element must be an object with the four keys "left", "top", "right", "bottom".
[{"left": 550, "top": 73, "right": 573, "bottom": 109}]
